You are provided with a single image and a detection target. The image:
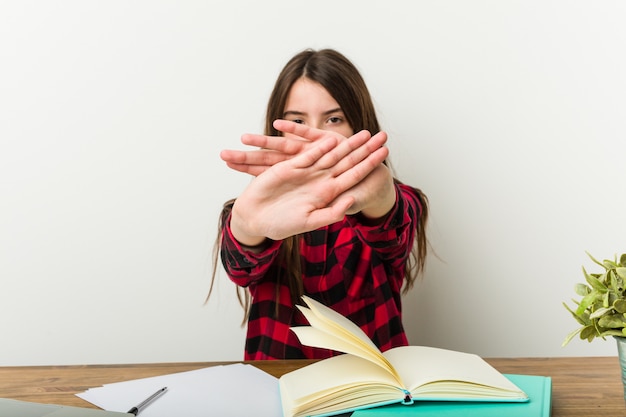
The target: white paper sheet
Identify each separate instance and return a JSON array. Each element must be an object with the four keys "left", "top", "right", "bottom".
[{"left": 77, "top": 364, "right": 282, "bottom": 417}]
